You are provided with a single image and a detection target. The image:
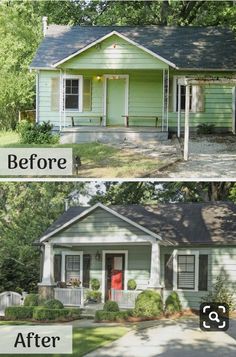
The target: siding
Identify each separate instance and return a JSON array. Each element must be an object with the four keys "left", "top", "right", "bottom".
[
  {"left": 168, "top": 71, "right": 234, "bottom": 131},
  {"left": 52, "top": 207, "right": 148, "bottom": 241},
  {"left": 60, "top": 35, "right": 168, "bottom": 70},
  {"left": 161, "top": 246, "right": 236, "bottom": 310},
  {"left": 38, "top": 69, "right": 163, "bottom": 127}
]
